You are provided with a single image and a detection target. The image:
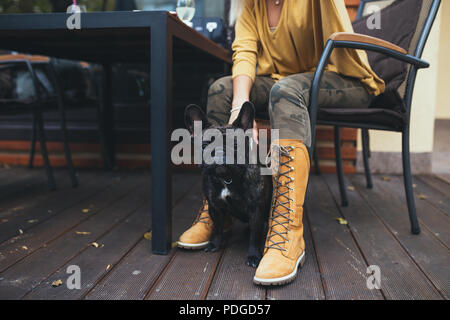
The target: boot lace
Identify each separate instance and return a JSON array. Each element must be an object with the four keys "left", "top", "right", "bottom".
[
  {"left": 265, "top": 145, "right": 295, "bottom": 252},
  {"left": 193, "top": 199, "right": 211, "bottom": 226}
]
